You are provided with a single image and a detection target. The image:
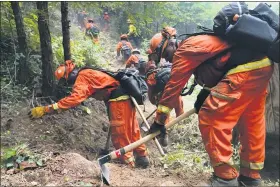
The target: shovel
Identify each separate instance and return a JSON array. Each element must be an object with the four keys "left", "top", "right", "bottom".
[
  {"left": 130, "top": 97, "right": 165, "bottom": 156},
  {"left": 98, "top": 108, "right": 196, "bottom": 185}
]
